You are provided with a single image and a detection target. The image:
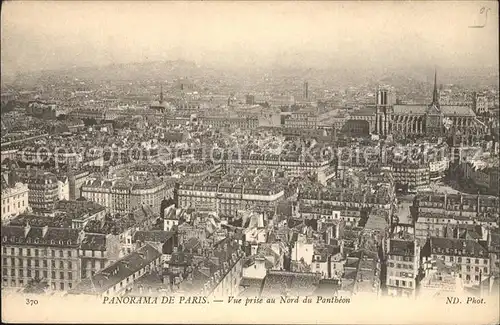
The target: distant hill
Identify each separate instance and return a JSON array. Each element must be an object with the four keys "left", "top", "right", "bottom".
[
  {"left": 11, "top": 60, "right": 203, "bottom": 84},
  {"left": 6, "top": 59, "right": 499, "bottom": 89}
]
